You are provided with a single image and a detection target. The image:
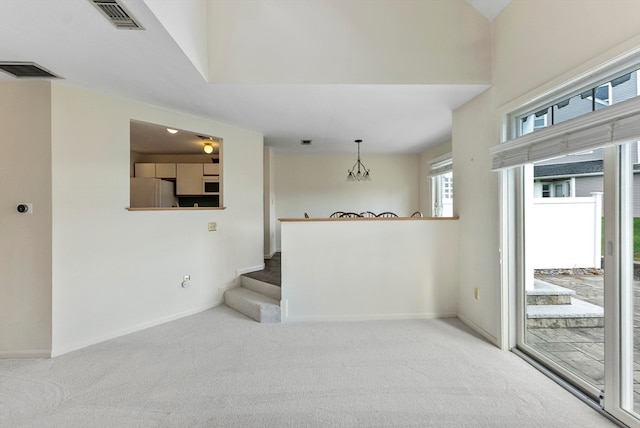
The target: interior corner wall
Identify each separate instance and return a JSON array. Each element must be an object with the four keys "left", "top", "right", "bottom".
[
  {"left": 0, "top": 81, "right": 53, "bottom": 357},
  {"left": 419, "top": 141, "right": 452, "bottom": 217},
  {"left": 49, "top": 83, "right": 264, "bottom": 356},
  {"left": 453, "top": 90, "right": 498, "bottom": 341},
  {"left": 273, "top": 154, "right": 420, "bottom": 250},
  {"left": 453, "top": 0, "right": 640, "bottom": 344},
  {"left": 263, "top": 146, "right": 276, "bottom": 258}
]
